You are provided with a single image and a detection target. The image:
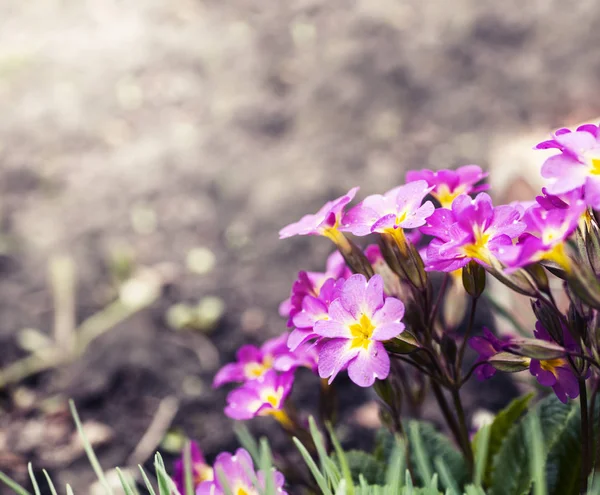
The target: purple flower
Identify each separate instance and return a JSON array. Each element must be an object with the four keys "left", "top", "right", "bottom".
[
  {"left": 279, "top": 187, "right": 359, "bottom": 242},
  {"left": 507, "top": 201, "right": 585, "bottom": 271},
  {"left": 224, "top": 370, "right": 294, "bottom": 421},
  {"left": 288, "top": 277, "right": 343, "bottom": 351},
  {"left": 314, "top": 274, "right": 405, "bottom": 387},
  {"left": 536, "top": 124, "right": 600, "bottom": 209},
  {"left": 421, "top": 193, "right": 525, "bottom": 272},
  {"left": 529, "top": 322, "right": 579, "bottom": 404},
  {"left": 341, "top": 181, "right": 434, "bottom": 242},
  {"left": 279, "top": 250, "right": 350, "bottom": 327},
  {"left": 406, "top": 165, "right": 489, "bottom": 208},
  {"left": 173, "top": 441, "right": 213, "bottom": 494},
  {"left": 197, "top": 448, "right": 287, "bottom": 495},
  {"left": 213, "top": 334, "right": 290, "bottom": 388},
  {"left": 273, "top": 342, "right": 318, "bottom": 373},
  {"left": 469, "top": 328, "right": 514, "bottom": 380}
]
